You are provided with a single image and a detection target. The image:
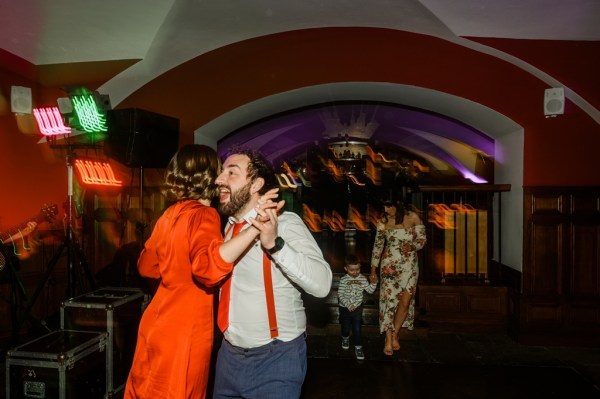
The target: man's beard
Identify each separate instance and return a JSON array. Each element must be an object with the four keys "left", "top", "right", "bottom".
[{"left": 218, "top": 181, "right": 253, "bottom": 217}]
